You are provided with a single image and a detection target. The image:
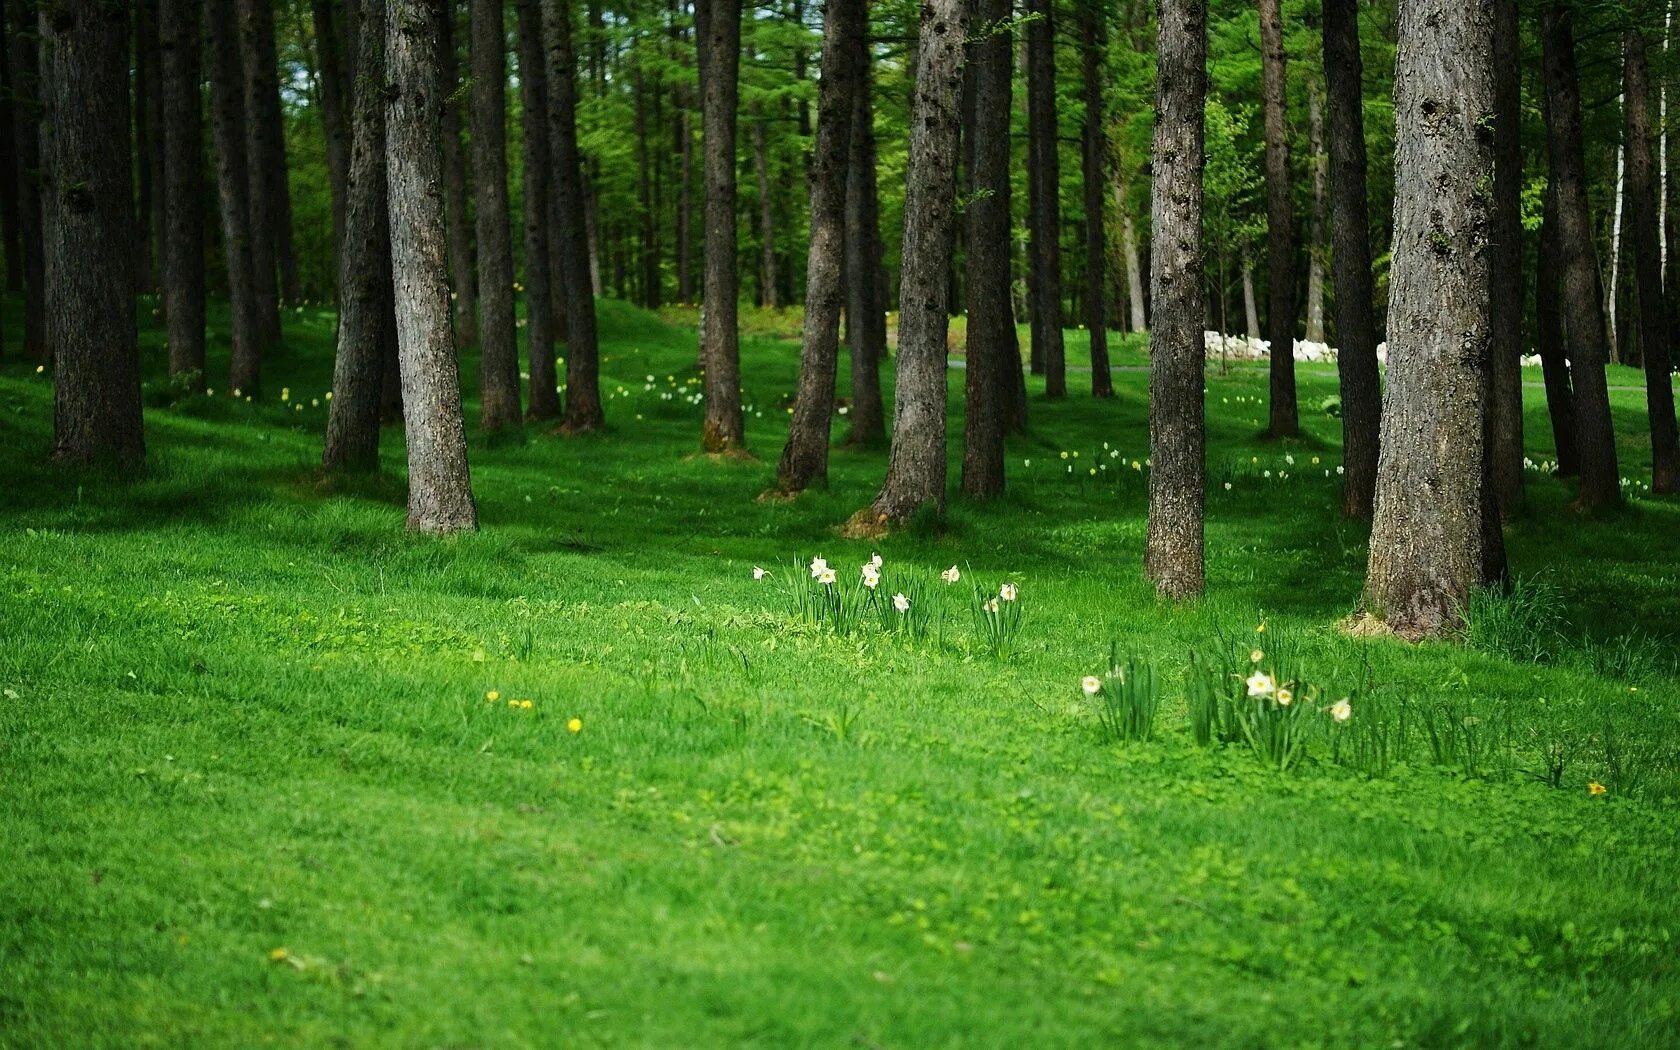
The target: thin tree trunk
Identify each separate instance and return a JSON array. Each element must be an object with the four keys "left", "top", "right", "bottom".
[
  {"left": 696, "top": 0, "right": 745, "bottom": 452},
  {"left": 8, "top": 0, "right": 45, "bottom": 362},
  {"left": 0, "top": 11, "right": 19, "bottom": 301},
  {"left": 236, "top": 0, "right": 290, "bottom": 337},
  {"left": 774, "top": 0, "right": 859, "bottom": 493},
  {"left": 1541, "top": 4, "right": 1621, "bottom": 510},
  {"left": 1303, "top": 83, "right": 1326, "bottom": 343},
  {"left": 160, "top": 0, "right": 205, "bottom": 385},
  {"left": 751, "top": 108, "right": 777, "bottom": 309},
  {"left": 311, "top": 0, "right": 351, "bottom": 254},
  {"left": 437, "top": 0, "right": 476, "bottom": 346},
  {"left": 547, "top": 0, "right": 604, "bottom": 432},
  {"left": 470, "top": 0, "right": 522, "bottom": 432},
  {"left": 843, "top": 18, "right": 887, "bottom": 448},
  {"left": 1609, "top": 137, "right": 1626, "bottom": 362},
  {"left": 1025, "top": 0, "right": 1064, "bottom": 396},
  {"left": 1081, "top": 0, "right": 1111, "bottom": 398},
  {"left": 858, "top": 0, "right": 966, "bottom": 525},
  {"left": 516, "top": 0, "right": 558, "bottom": 419},
  {"left": 1241, "top": 261, "right": 1261, "bottom": 340},
  {"left": 43, "top": 0, "right": 143, "bottom": 468},
  {"left": 1625, "top": 29, "right": 1680, "bottom": 493},
  {"left": 206, "top": 0, "right": 263, "bottom": 394},
  {"left": 1259, "top": 0, "right": 1298, "bottom": 436},
  {"left": 1537, "top": 181, "right": 1580, "bottom": 476},
  {"left": 1361, "top": 0, "right": 1495, "bottom": 639},
  {"left": 324, "top": 0, "right": 394, "bottom": 473},
  {"left": 1120, "top": 177, "right": 1146, "bottom": 332},
  {"left": 634, "top": 62, "right": 659, "bottom": 309},
  {"left": 1487, "top": 0, "right": 1524, "bottom": 516},
  {"left": 676, "top": 101, "right": 693, "bottom": 303},
  {"left": 386, "top": 0, "right": 477, "bottom": 533},
  {"left": 134, "top": 0, "right": 164, "bottom": 294}
]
